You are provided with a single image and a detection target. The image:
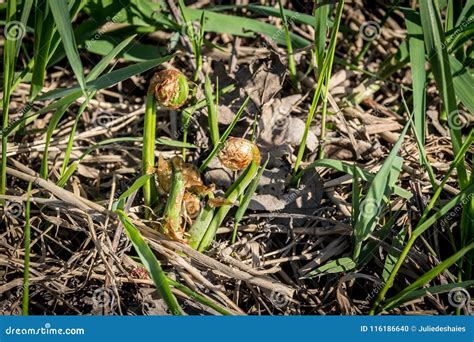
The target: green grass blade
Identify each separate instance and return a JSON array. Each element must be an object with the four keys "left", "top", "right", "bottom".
[
  {"left": 39, "top": 104, "right": 69, "bottom": 179},
  {"left": 178, "top": 0, "right": 204, "bottom": 82},
  {"left": 48, "top": 0, "right": 86, "bottom": 93},
  {"left": 142, "top": 93, "right": 157, "bottom": 215},
  {"left": 167, "top": 278, "right": 234, "bottom": 315},
  {"left": 60, "top": 35, "right": 136, "bottom": 176},
  {"left": 48, "top": 1, "right": 130, "bottom": 65},
  {"left": 39, "top": 55, "right": 174, "bottom": 101},
  {"left": 384, "top": 281, "right": 474, "bottom": 311},
  {"left": 449, "top": 55, "right": 474, "bottom": 114},
  {"left": 204, "top": 72, "right": 219, "bottom": 147},
  {"left": 182, "top": 7, "right": 309, "bottom": 48},
  {"left": 421, "top": 188, "right": 472, "bottom": 239},
  {"left": 355, "top": 0, "right": 401, "bottom": 63},
  {"left": 181, "top": 85, "right": 236, "bottom": 157},
  {"left": 460, "top": 194, "right": 474, "bottom": 279},
  {"left": 294, "top": 159, "right": 412, "bottom": 200},
  {"left": 414, "top": 130, "right": 474, "bottom": 239},
  {"left": 60, "top": 92, "right": 96, "bottom": 177},
  {"left": 16, "top": 0, "right": 33, "bottom": 57},
  {"left": 313, "top": 0, "right": 329, "bottom": 70},
  {"left": 199, "top": 95, "right": 250, "bottom": 172},
  {"left": 353, "top": 155, "right": 404, "bottom": 260},
  {"left": 86, "top": 35, "right": 137, "bottom": 81},
  {"left": 317, "top": 1, "right": 344, "bottom": 159},
  {"left": 277, "top": 0, "right": 297, "bottom": 87},
  {"left": 352, "top": 123, "right": 410, "bottom": 259},
  {"left": 114, "top": 174, "right": 154, "bottom": 204},
  {"left": 197, "top": 160, "right": 259, "bottom": 251},
  {"left": 358, "top": 210, "right": 403, "bottom": 267},
  {"left": 293, "top": 0, "right": 344, "bottom": 174},
  {"left": 371, "top": 182, "right": 474, "bottom": 314},
  {"left": 444, "top": 0, "right": 460, "bottom": 32},
  {"left": 231, "top": 158, "right": 268, "bottom": 244},
  {"left": 117, "top": 210, "right": 182, "bottom": 315},
  {"left": 302, "top": 257, "right": 356, "bottom": 278},
  {"left": 27, "top": 0, "right": 84, "bottom": 97},
  {"left": 405, "top": 9, "right": 427, "bottom": 144},
  {"left": 382, "top": 241, "right": 474, "bottom": 312},
  {"left": 419, "top": 0, "right": 467, "bottom": 187},
  {"left": 2, "top": 92, "right": 82, "bottom": 138},
  {"left": 401, "top": 92, "right": 436, "bottom": 187},
  {"left": 1, "top": 0, "right": 18, "bottom": 201},
  {"left": 56, "top": 161, "right": 79, "bottom": 188},
  {"left": 30, "top": 0, "right": 55, "bottom": 99},
  {"left": 188, "top": 204, "right": 215, "bottom": 250},
  {"left": 382, "top": 227, "right": 406, "bottom": 283},
  {"left": 457, "top": 0, "right": 474, "bottom": 27}
]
